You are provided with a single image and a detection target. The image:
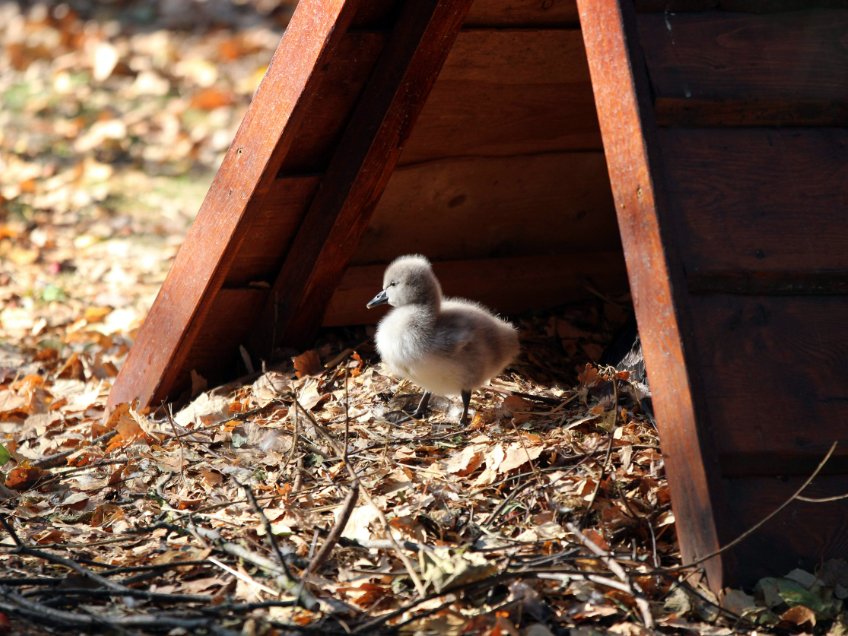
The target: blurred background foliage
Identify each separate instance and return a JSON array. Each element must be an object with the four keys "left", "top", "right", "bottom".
[{"left": 0, "top": 0, "right": 297, "bottom": 345}]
